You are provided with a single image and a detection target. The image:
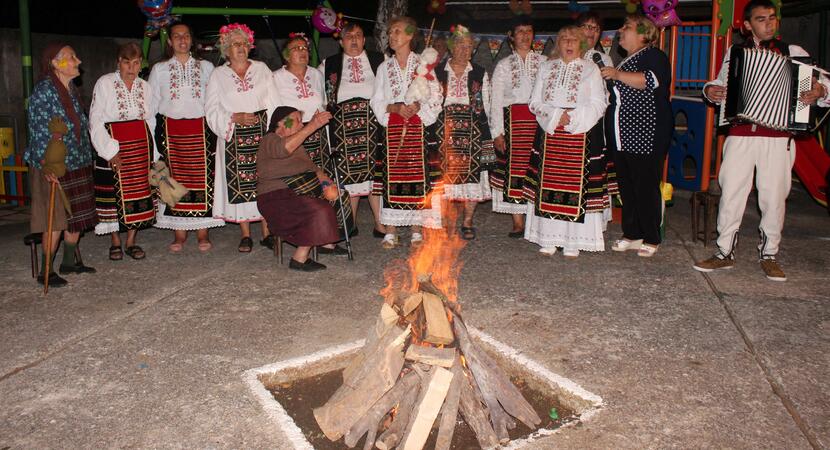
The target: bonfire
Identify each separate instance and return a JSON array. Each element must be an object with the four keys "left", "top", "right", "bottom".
[{"left": 313, "top": 186, "right": 542, "bottom": 449}]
